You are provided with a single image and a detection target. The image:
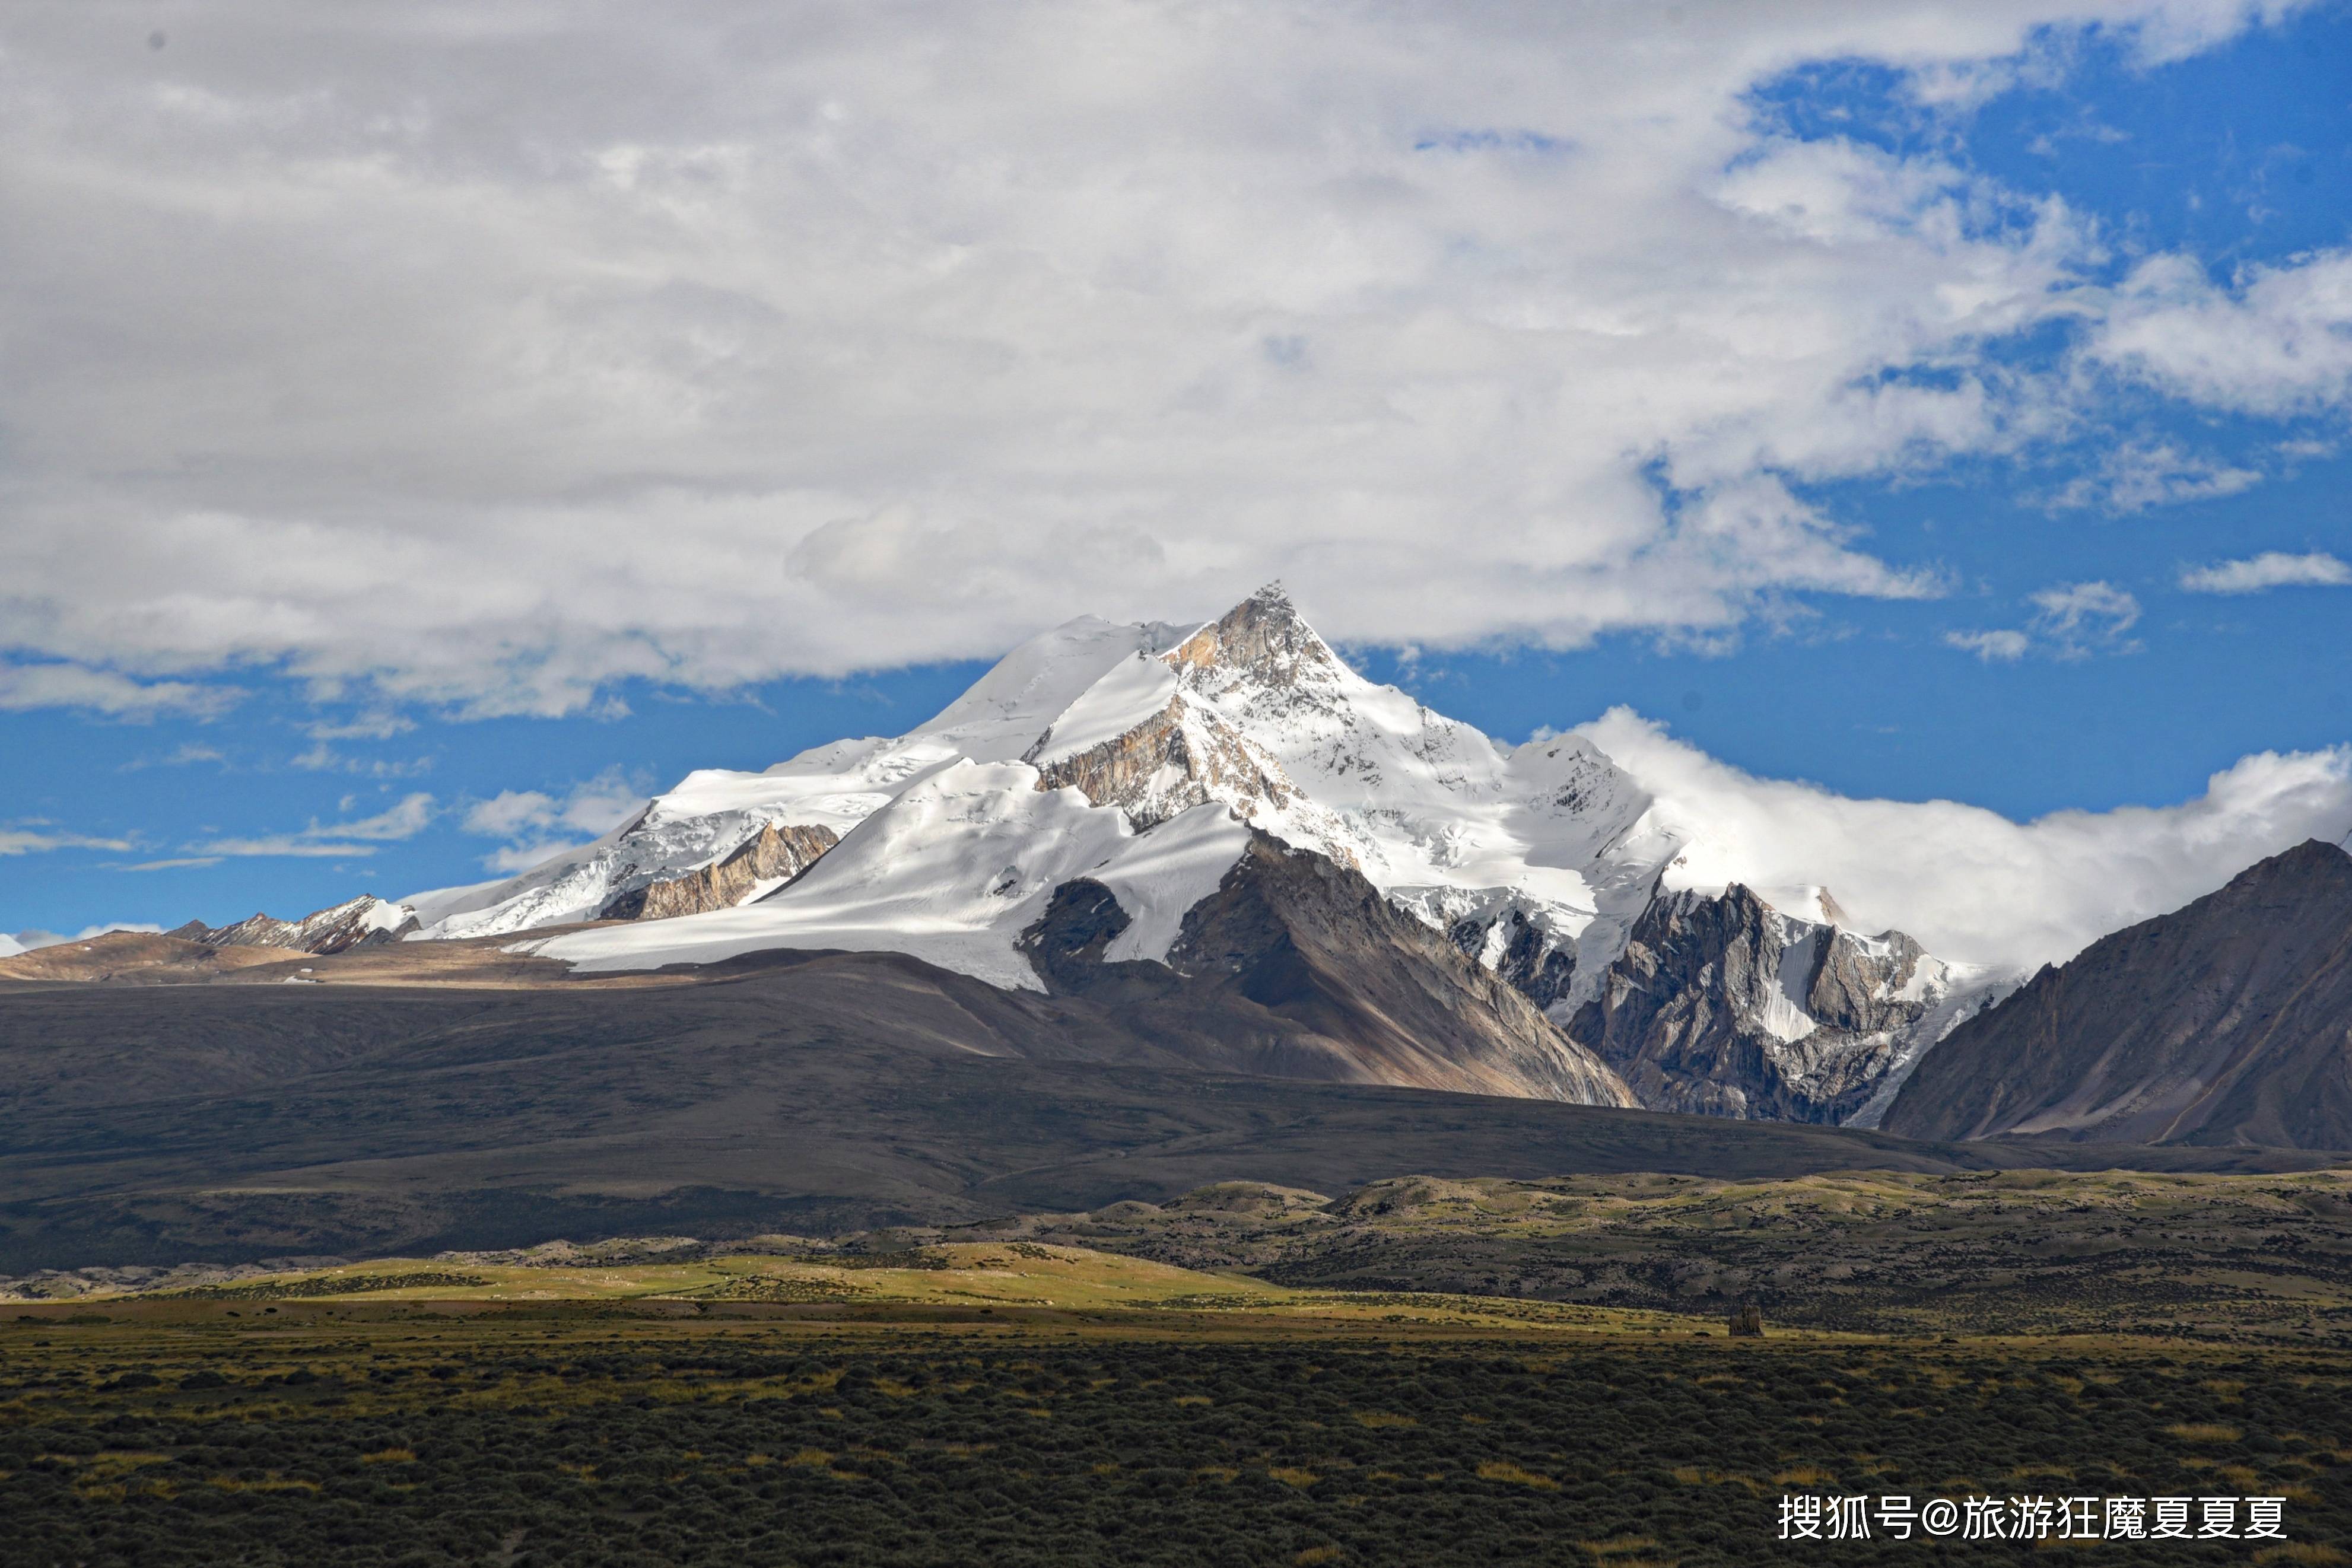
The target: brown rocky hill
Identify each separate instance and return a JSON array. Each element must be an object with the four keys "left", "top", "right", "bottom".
[
  {"left": 1020, "top": 832, "right": 1635, "bottom": 1106},
  {"left": 1883, "top": 838, "right": 2352, "bottom": 1148}
]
